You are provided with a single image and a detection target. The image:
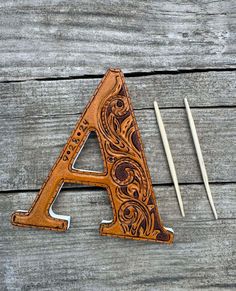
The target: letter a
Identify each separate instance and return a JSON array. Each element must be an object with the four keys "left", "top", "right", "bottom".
[{"left": 11, "top": 69, "right": 174, "bottom": 243}]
